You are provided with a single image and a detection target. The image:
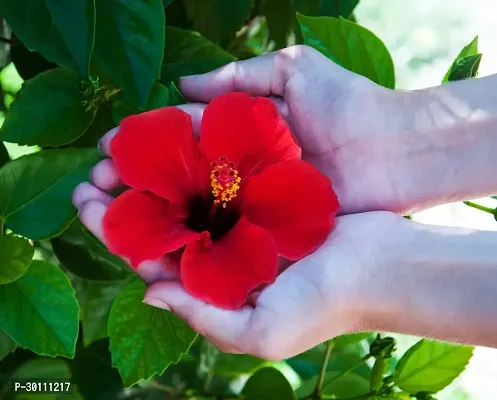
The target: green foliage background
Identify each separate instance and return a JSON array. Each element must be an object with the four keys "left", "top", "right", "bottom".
[{"left": 0, "top": 0, "right": 489, "bottom": 399}]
